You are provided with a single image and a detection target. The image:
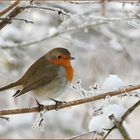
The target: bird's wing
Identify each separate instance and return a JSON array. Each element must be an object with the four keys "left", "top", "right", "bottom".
[
  {"left": 18, "top": 55, "right": 51, "bottom": 83},
  {"left": 13, "top": 73, "right": 60, "bottom": 97},
  {"left": 13, "top": 56, "right": 62, "bottom": 97}
]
